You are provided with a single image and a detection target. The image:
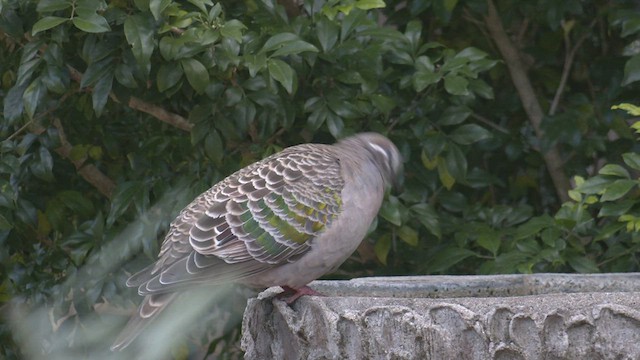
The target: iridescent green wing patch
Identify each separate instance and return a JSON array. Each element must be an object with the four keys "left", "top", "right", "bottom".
[{"left": 189, "top": 145, "right": 345, "bottom": 265}]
